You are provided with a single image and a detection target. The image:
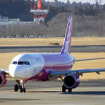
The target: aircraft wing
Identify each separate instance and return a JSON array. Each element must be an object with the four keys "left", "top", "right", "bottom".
[
  {"left": 0, "top": 68, "right": 9, "bottom": 74},
  {"left": 51, "top": 68, "right": 105, "bottom": 77}
]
